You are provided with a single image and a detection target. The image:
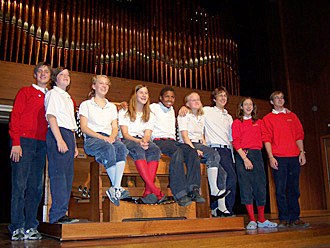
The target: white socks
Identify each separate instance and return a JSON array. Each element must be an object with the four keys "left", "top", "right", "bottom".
[
  {"left": 207, "top": 167, "right": 226, "bottom": 196},
  {"left": 106, "top": 161, "right": 126, "bottom": 189}
]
